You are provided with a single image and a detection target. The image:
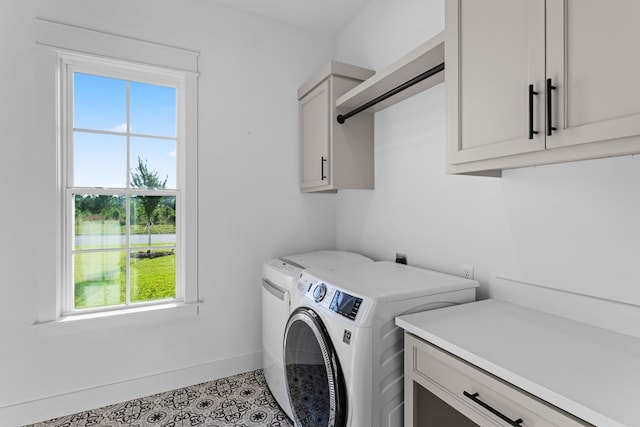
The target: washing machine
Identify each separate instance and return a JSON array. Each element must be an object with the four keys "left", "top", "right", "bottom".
[
  {"left": 283, "top": 261, "right": 478, "bottom": 427},
  {"left": 262, "top": 250, "right": 373, "bottom": 419}
]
